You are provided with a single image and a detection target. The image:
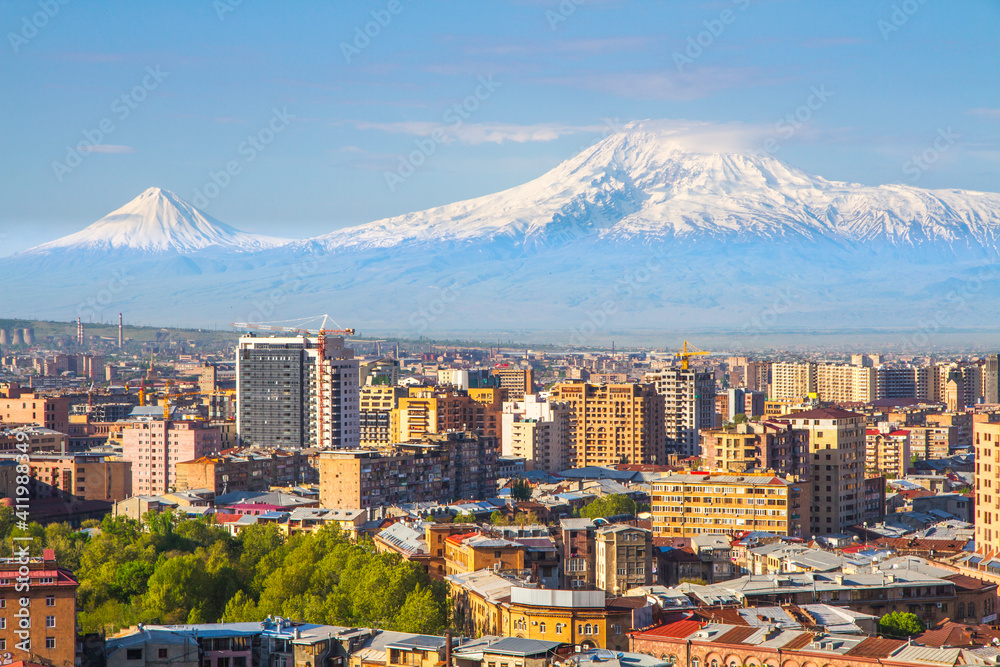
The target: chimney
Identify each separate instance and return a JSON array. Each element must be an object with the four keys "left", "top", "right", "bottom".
[{"left": 445, "top": 629, "right": 453, "bottom": 667}]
